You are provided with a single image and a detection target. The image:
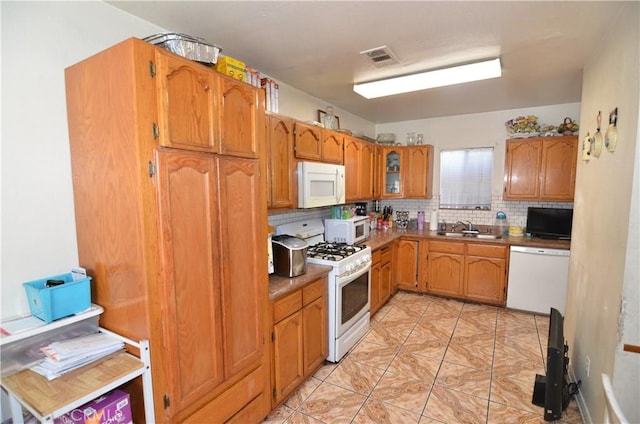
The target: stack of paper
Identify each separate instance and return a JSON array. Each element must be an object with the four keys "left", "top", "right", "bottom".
[{"left": 31, "top": 333, "right": 124, "bottom": 380}]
